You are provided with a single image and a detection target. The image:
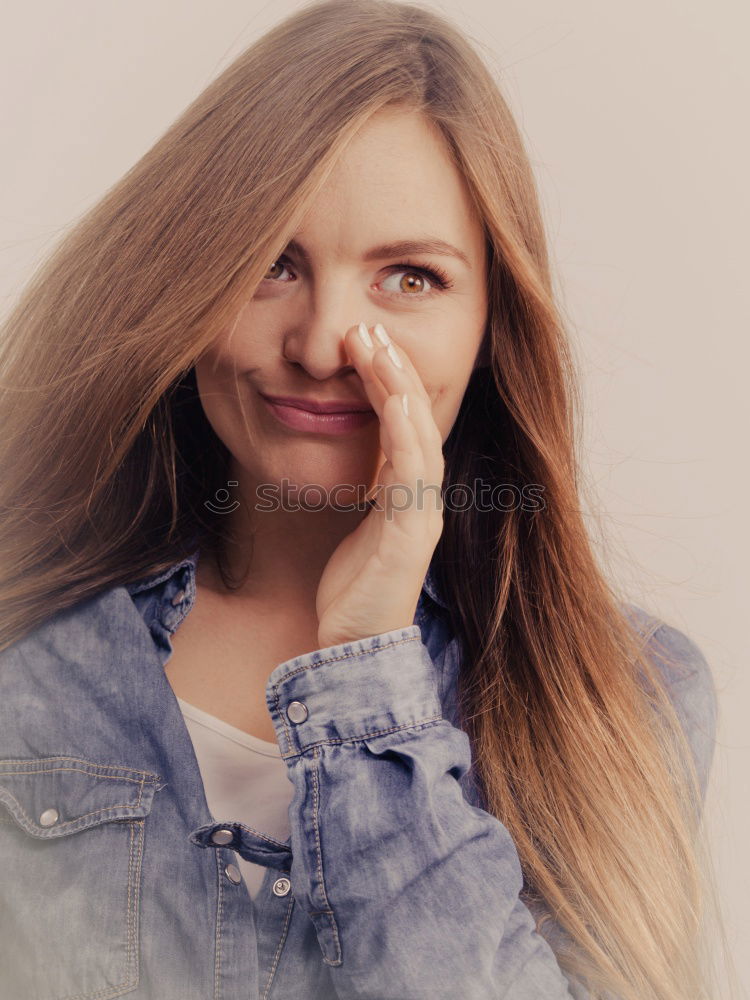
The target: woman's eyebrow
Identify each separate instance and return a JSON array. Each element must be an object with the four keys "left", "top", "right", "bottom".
[{"left": 285, "top": 237, "right": 472, "bottom": 270}]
